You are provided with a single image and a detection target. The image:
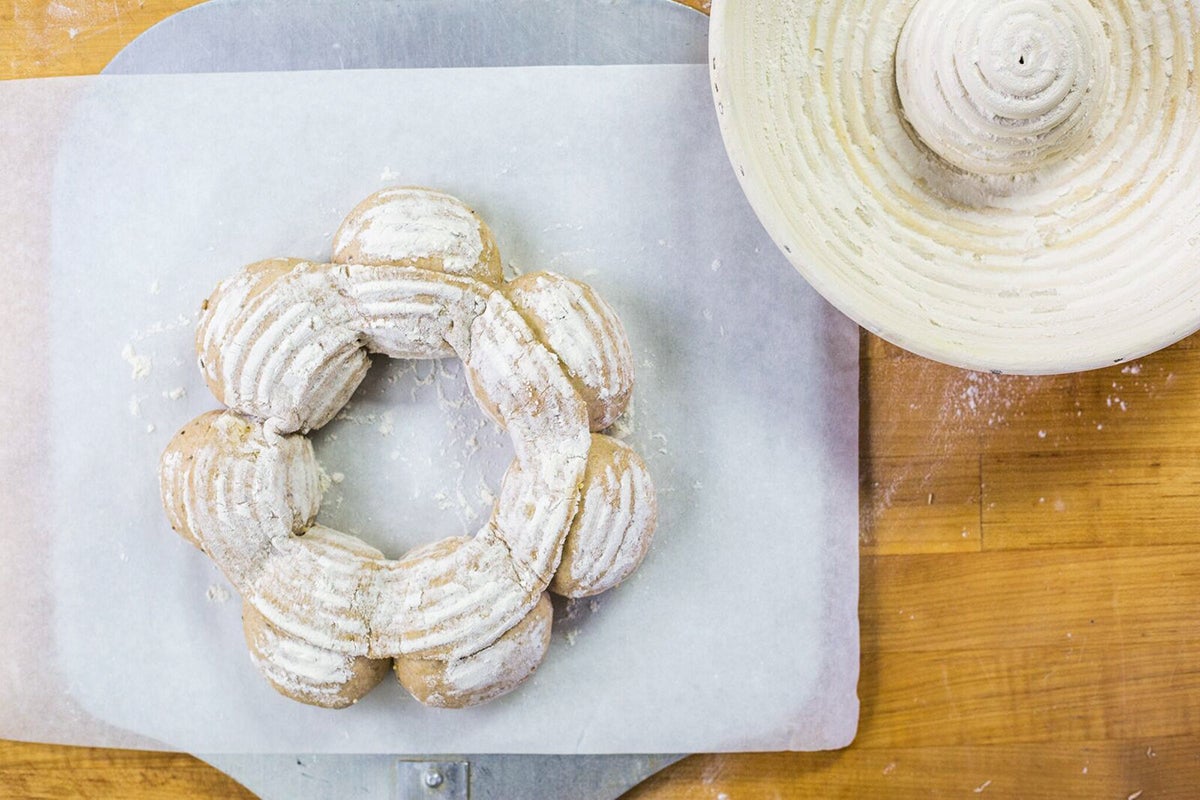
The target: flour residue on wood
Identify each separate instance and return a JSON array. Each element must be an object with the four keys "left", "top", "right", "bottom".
[
  {"left": 864, "top": 348, "right": 1180, "bottom": 551},
  {"left": 864, "top": 364, "right": 1048, "bottom": 540}
]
